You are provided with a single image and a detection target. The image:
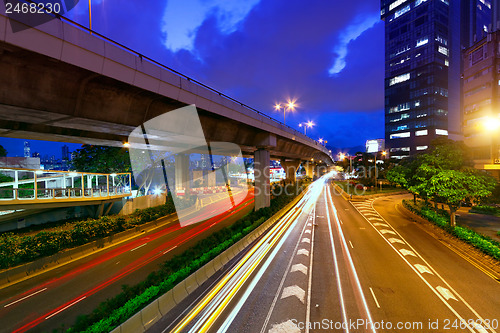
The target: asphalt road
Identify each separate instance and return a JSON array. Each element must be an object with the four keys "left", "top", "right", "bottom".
[
  {"left": 153, "top": 175, "right": 500, "bottom": 333},
  {"left": 0, "top": 190, "right": 254, "bottom": 333}
]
